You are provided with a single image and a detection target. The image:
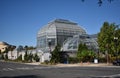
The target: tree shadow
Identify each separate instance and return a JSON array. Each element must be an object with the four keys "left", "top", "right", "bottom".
[{"left": 0, "top": 75, "right": 45, "bottom": 78}]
